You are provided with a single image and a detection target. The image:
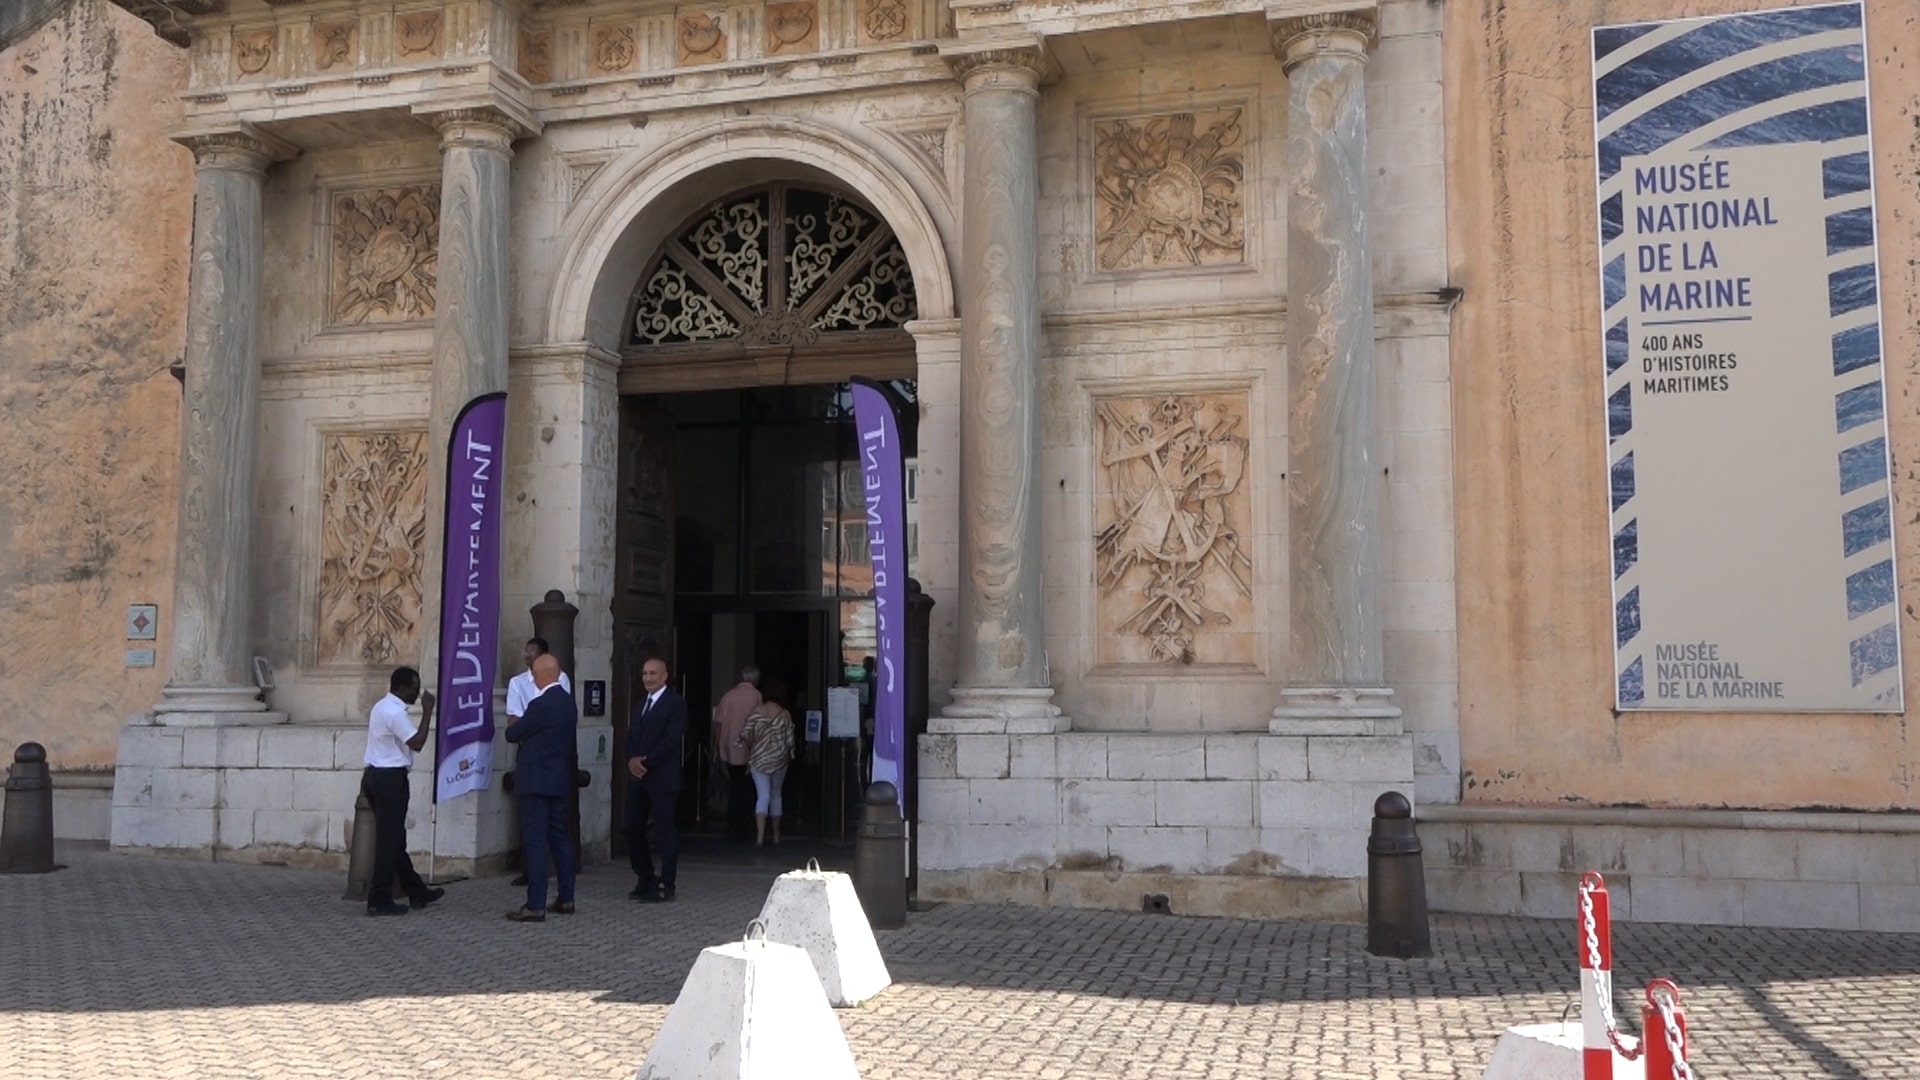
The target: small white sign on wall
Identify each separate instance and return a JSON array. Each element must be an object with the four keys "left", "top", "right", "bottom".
[{"left": 126, "top": 604, "right": 158, "bottom": 641}]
